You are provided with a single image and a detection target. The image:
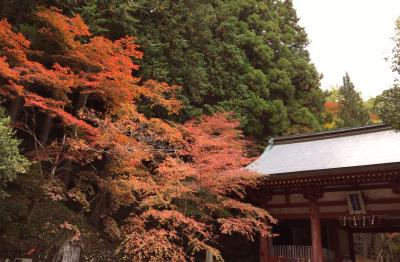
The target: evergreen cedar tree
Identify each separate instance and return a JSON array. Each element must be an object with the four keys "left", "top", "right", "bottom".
[
  {"left": 0, "top": 0, "right": 325, "bottom": 140},
  {"left": 337, "top": 73, "right": 370, "bottom": 128},
  {"left": 0, "top": 8, "right": 275, "bottom": 261},
  {"left": 323, "top": 74, "right": 371, "bottom": 129},
  {"left": 107, "top": 0, "right": 325, "bottom": 139}
]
